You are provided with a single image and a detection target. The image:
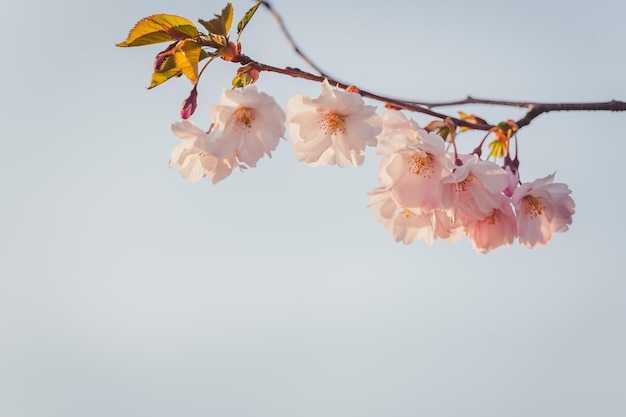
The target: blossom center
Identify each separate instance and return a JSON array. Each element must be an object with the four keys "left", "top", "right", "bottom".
[
  {"left": 321, "top": 111, "right": 347, "bottom": 134},
  {"left": 522, "top": 195, "right": 544, "bottom": 218},
  {"left": 486, "top": 209, "right": 501, "bottom": 225},
  {"left": 453, "top": 175, "right": 475, "bottom": 192},
  {"left": 233, "top": 107, "right": 256, "bottom": 130},
  {"left": 408, "top": 153, "right": 434, "bottom": 178}
]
